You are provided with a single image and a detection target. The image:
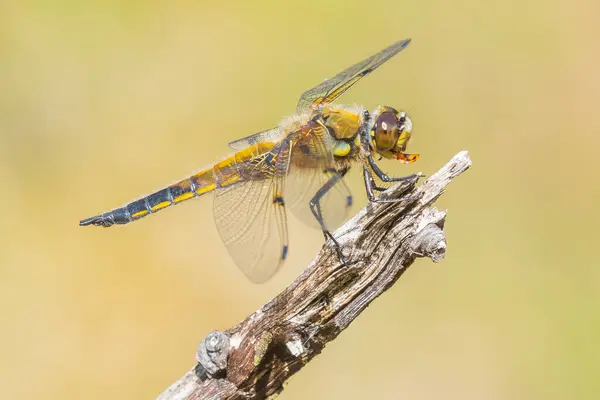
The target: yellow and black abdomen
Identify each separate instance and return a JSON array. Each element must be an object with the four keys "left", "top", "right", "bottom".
[
  {"left": 79, "top": 141, "right": 275, "bottom": 228},
  {"left": 79, "top": 172, "right": 215, "bottom": 227}
]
